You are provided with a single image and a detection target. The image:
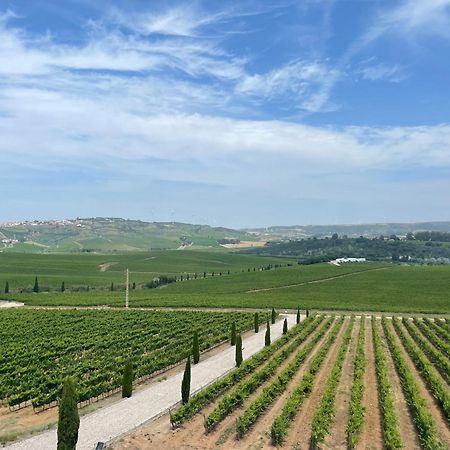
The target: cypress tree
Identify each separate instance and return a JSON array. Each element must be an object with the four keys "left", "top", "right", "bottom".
[
  {"left": 306, "top": 309, "right": 310, "bottom": 318},
  {"left": 265, "top": 321, "right": 271, "bottom": 346},
  {"left": 33, "top": 276, "right": 39, "bottom": 293},
  {"left": 181, "top": 356, "right": 191, "bottom": 404},
  {"left": 5, "top": 281, "right": 9, "bottom": 294},
  {"left": 230, "top": 322, "right": 237, "bottom": 346},
  {"left": 121, "top": 360, "right": 133, "bottom": 398},
  {"left": 235, "top": 334, "right": 243, "bottom": 367},
  {"left": 203, "top": 272, "right": 206, "bottom": 278},
  {"left": 271, "top": 308, "right": 276, "bottom": 324},
  {"left": 132, "top": 282, "right": 136, "bottom": 290},
  {"left": 61, "top": 281, "right": 65, "bottom": 293},
  {"left": 283, "top": 318, "right": 288, "bottom": 335},
  {"left": 254, "top": 312, "right": 259, "bottom": 333},
  {"left": 57, "top": 377, "right": 80, "bottom": 450},
  {"left": 192, "top": 331, "right": 200, "bottom": 364},
  {"left": 110, "top": 282, "right": 114, "bottom": 292},
  {"left": 296, "top": 307, "right": 300, "bottom": 324}
]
